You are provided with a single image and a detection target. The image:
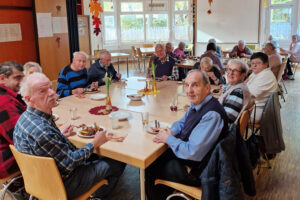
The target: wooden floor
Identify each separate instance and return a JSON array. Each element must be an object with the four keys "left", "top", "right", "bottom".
[{"left": 111, "top": 63, "right": 300, "bottom": 200}]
